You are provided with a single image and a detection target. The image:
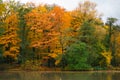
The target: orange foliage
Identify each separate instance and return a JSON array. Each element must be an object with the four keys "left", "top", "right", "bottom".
[
  {"left": 0, "top": 12, "right": 20, "bottom": 59},
  {"left": 25, "top": 5, "right": 71, "bottom": 65}
]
